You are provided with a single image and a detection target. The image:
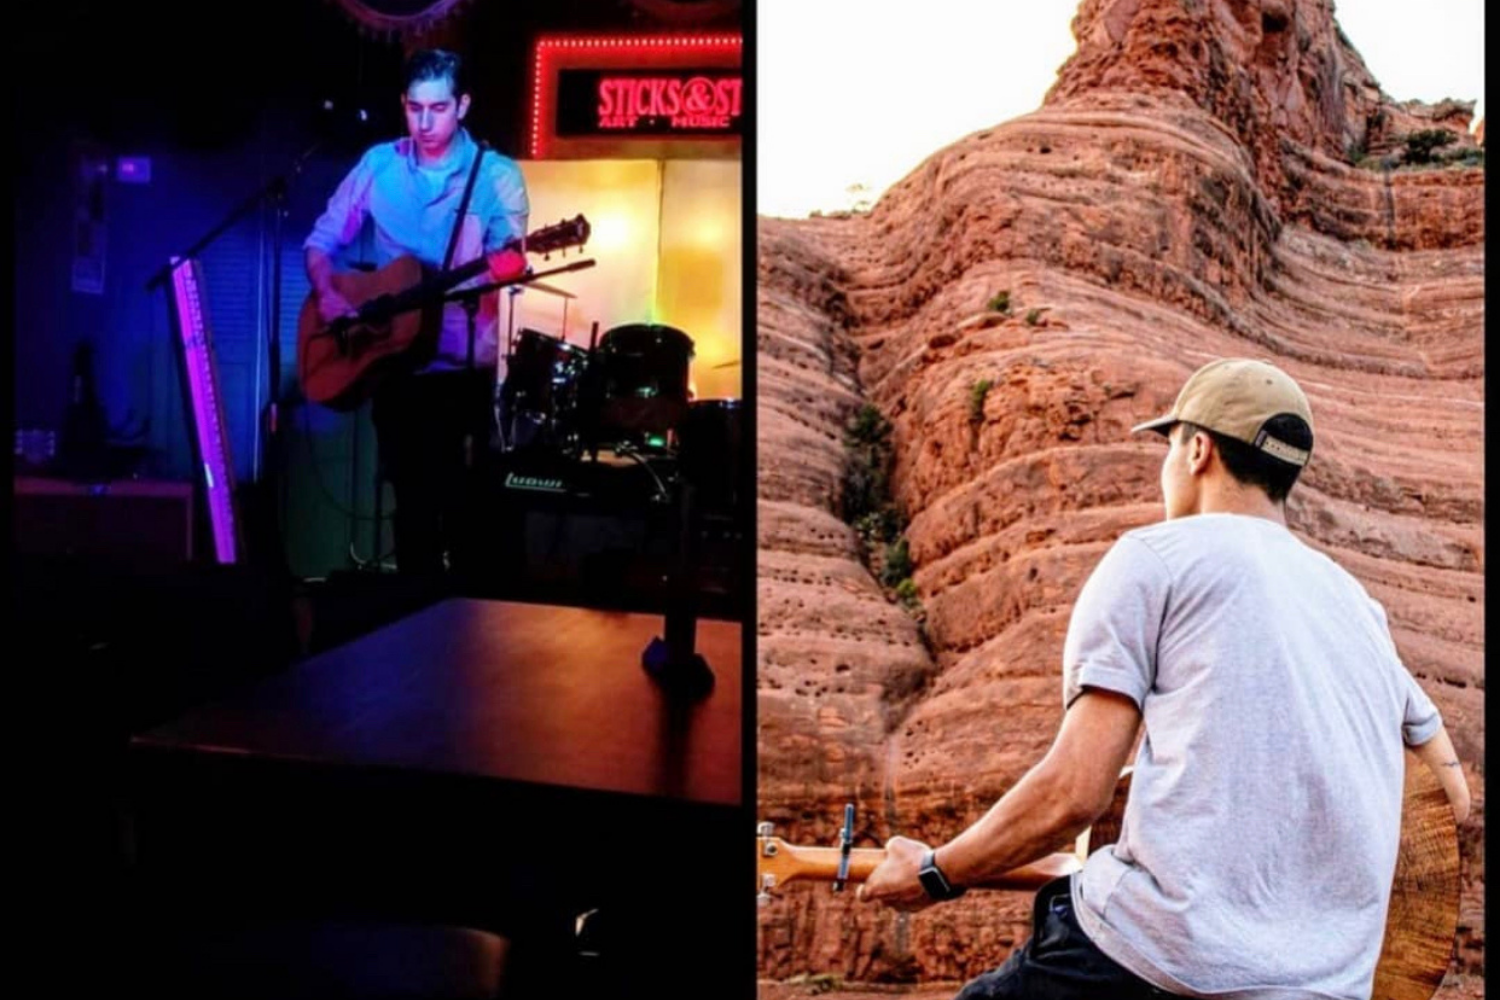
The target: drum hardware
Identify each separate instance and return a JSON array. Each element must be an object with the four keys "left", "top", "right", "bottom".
[
  {"left": 502, "top": 279, "right": 578, "bottom": 360},
  {"left": 497, "top": 320, "right": 697, "bottom": 461},
  {"left": 499, "top": 327, "right": 591, "bottom": 456},
  {"left": 487, "top": 321, "right": 743, "bottom": 526},
  {"left": 593, "top": 323, "right": 695, "bottom": 446},
  {"left": 604, "top": 440, "right": 674, "bottom": 505},
  {"left": 673, "top": 398, "right": 742, "bottom": 515}
]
